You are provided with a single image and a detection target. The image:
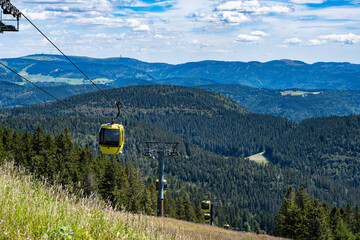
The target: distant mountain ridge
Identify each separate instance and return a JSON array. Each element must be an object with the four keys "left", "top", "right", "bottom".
[{"left": 1, "top": 54, "right": 360, "bottom": 90}]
